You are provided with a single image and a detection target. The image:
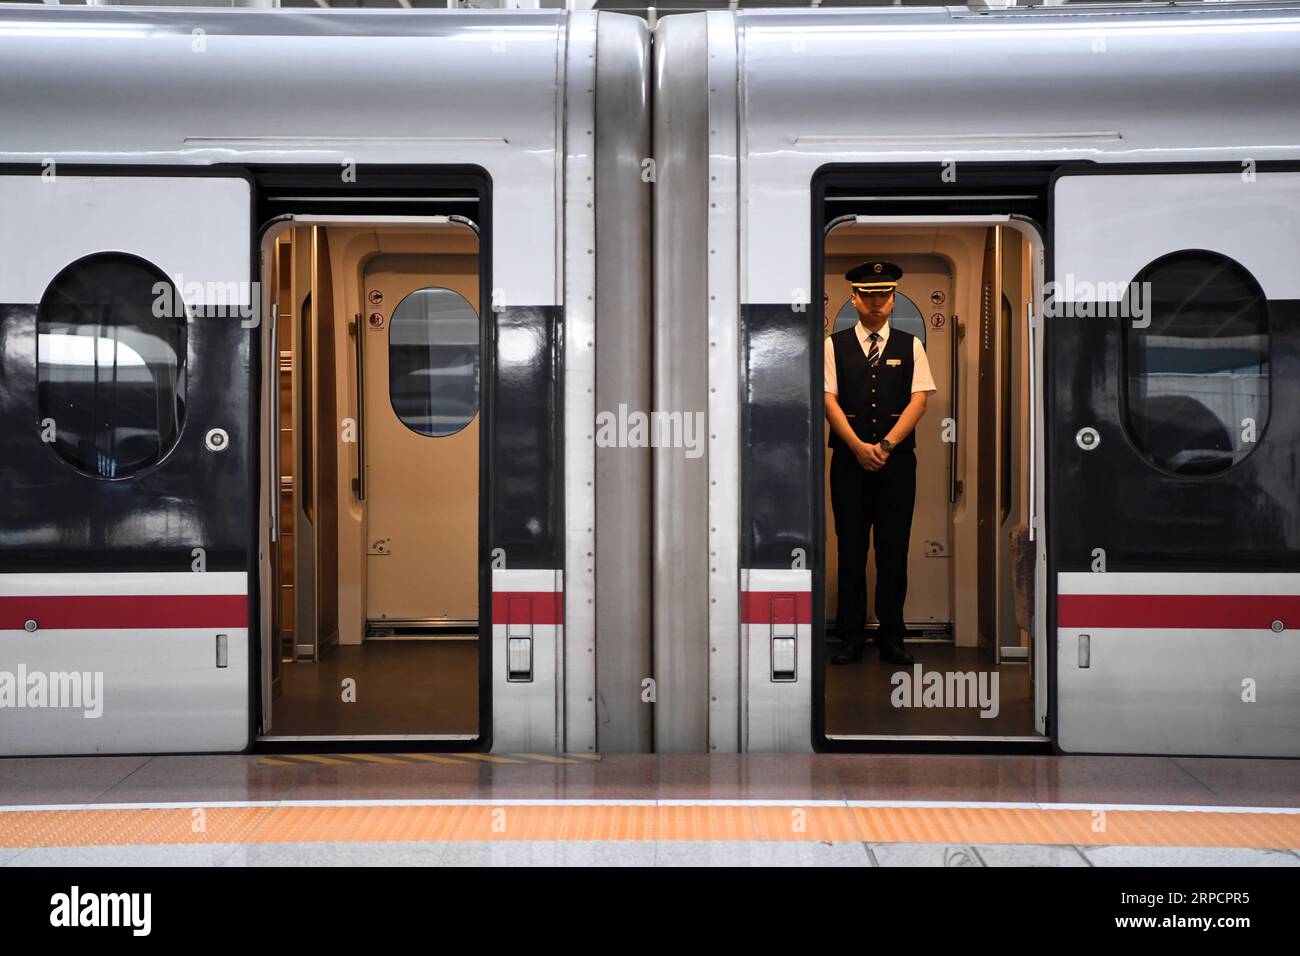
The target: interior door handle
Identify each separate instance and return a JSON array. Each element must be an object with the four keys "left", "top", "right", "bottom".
[
  {"left": 949, "top": 314, "right": 959, "bottom": 505},
  {"left": 1027, "top": 301, "right": 1037, "bottom": 543},
  {"left": 270, "top": 303, "right": 280, "bottom": 542},
  {"left": 352, "top": 314, "right": 366, "bottom": 502}
]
